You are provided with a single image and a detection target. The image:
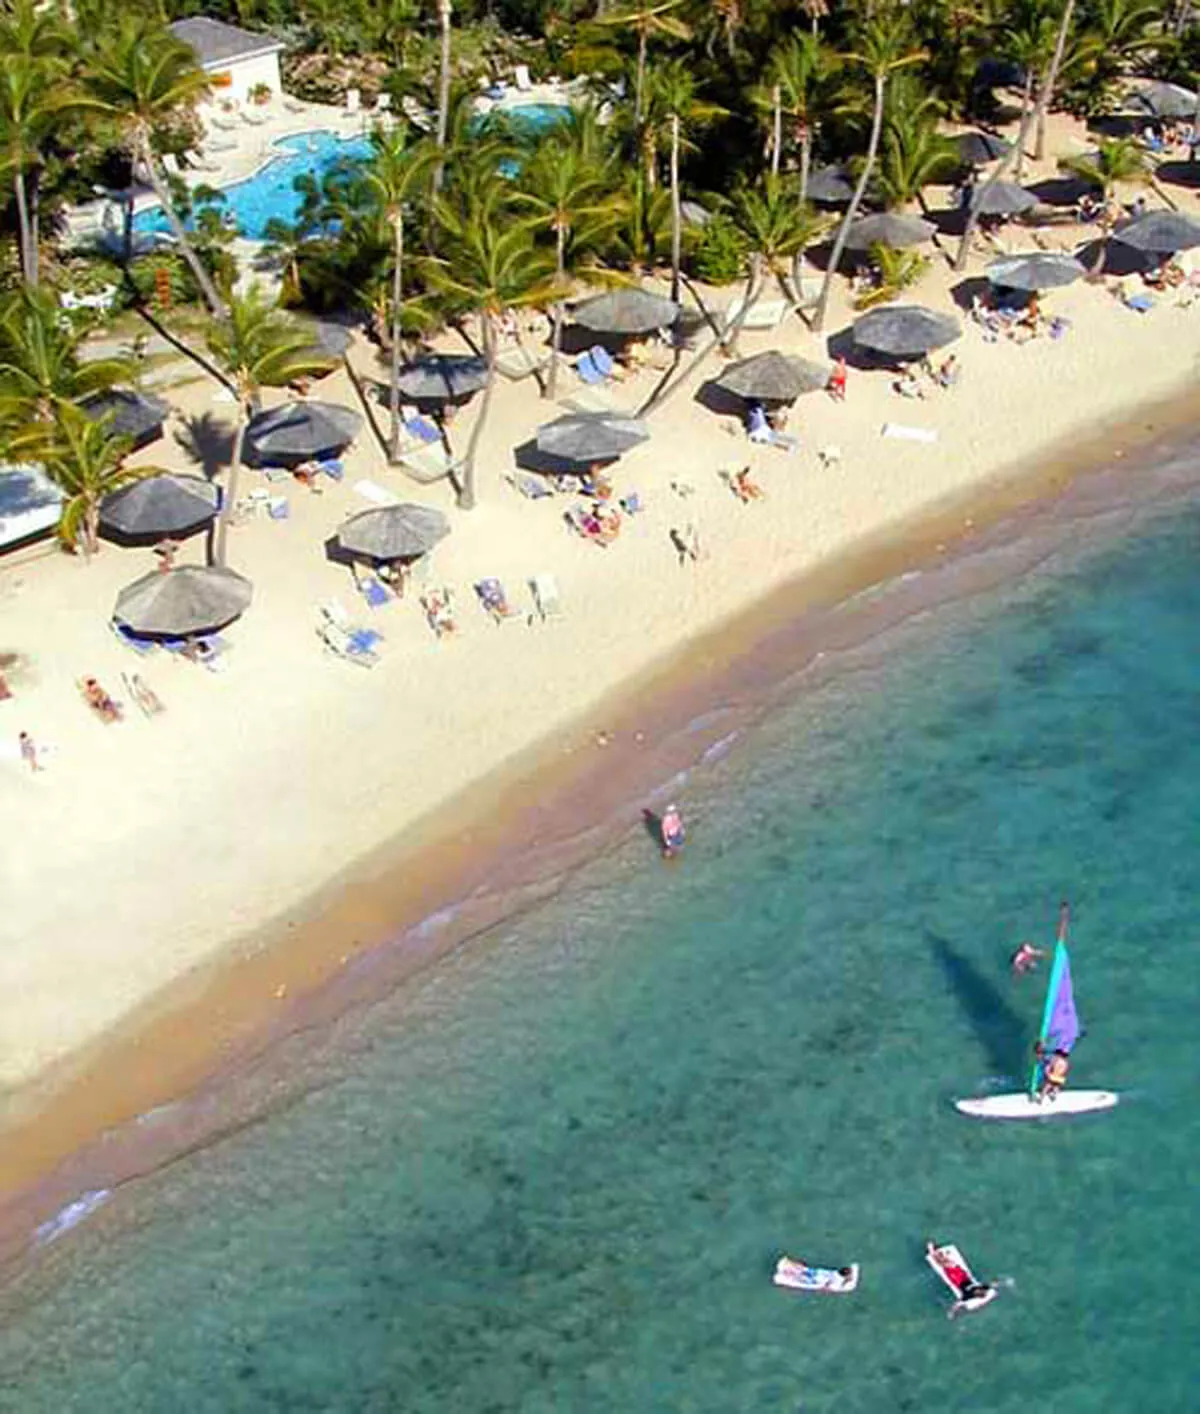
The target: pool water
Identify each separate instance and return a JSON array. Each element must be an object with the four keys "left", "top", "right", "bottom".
[{"left": 135, "top": 106, "right": 569, "bottom": 242}]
